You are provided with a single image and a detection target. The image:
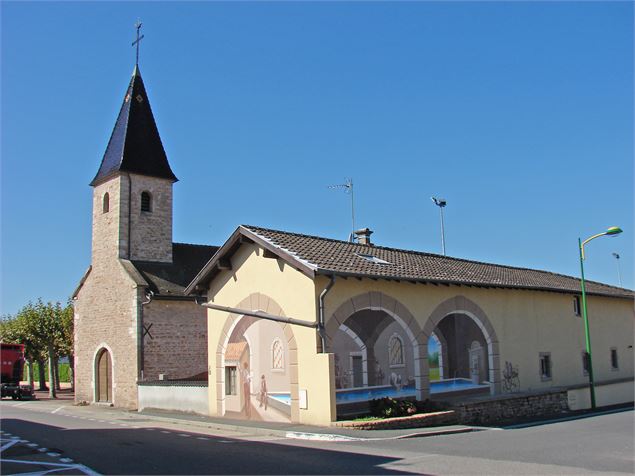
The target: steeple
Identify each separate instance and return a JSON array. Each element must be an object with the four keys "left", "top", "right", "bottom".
[{"left": 90, "top": 66, "right": 178, "bottom": 186}]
